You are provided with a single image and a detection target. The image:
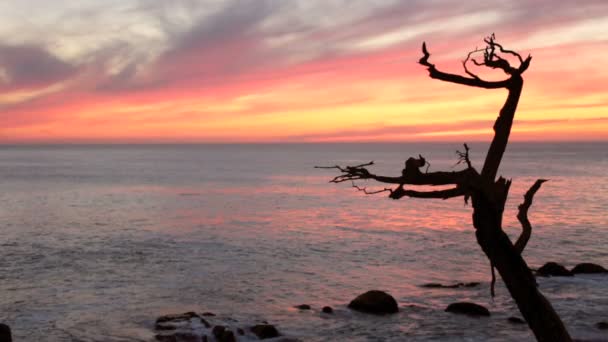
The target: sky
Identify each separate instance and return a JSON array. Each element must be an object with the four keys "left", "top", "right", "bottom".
[{"left": 1, "top": 0, "right": 607, "bottom": 143}]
